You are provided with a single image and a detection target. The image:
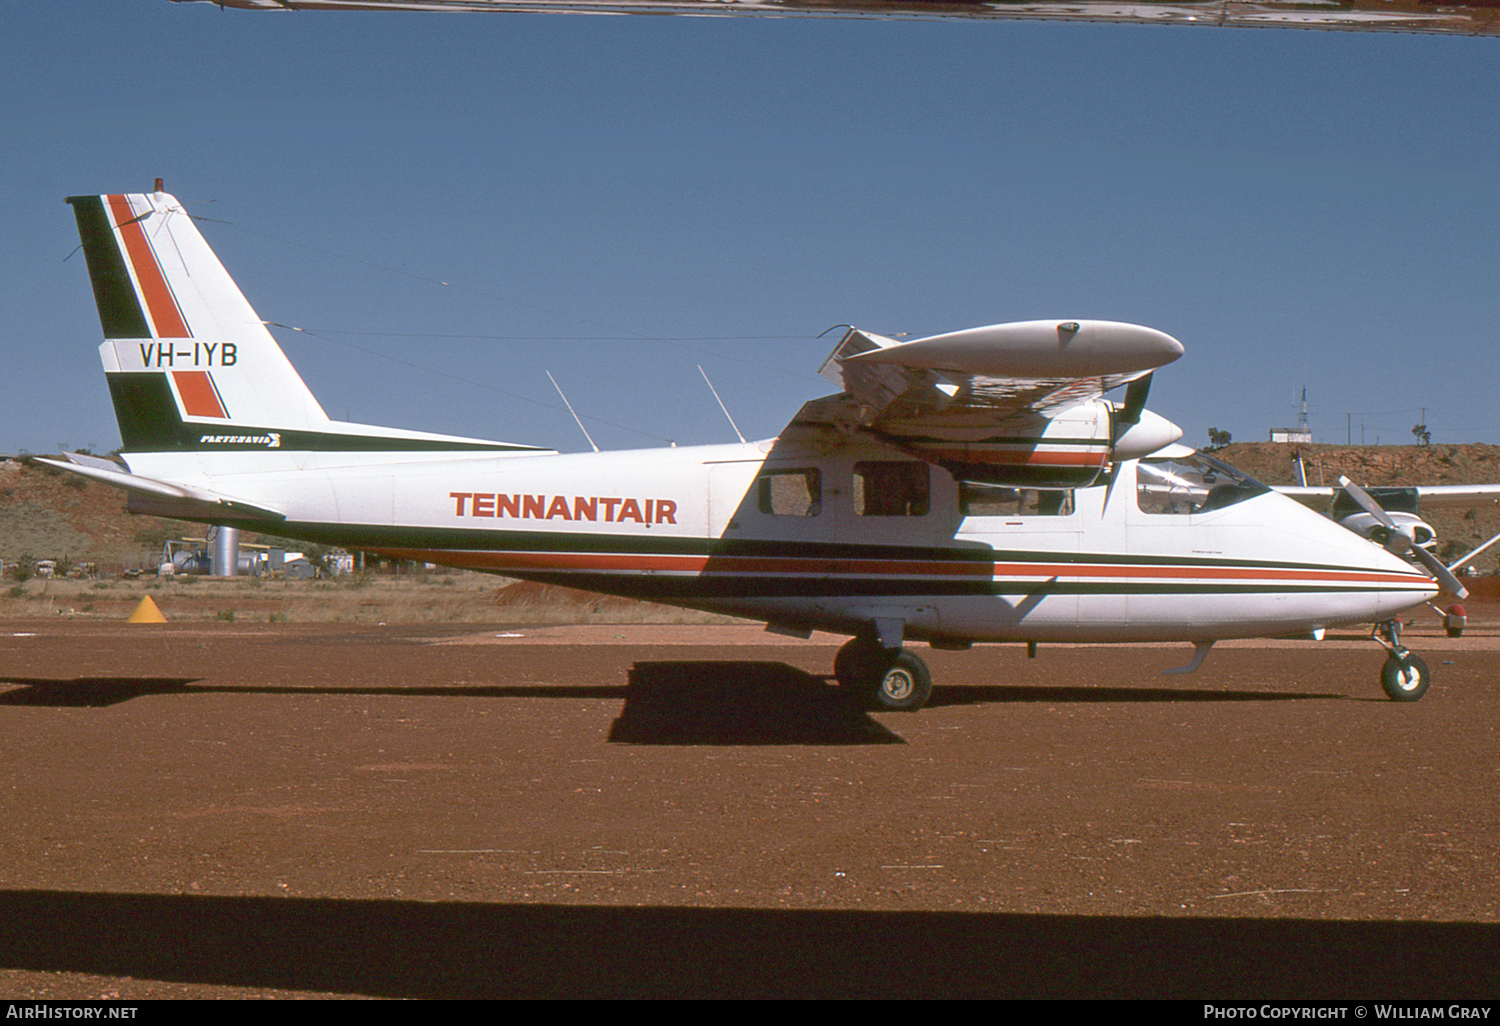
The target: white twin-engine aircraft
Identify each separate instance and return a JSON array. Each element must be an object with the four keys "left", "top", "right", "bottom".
[{"left": 49, "top": 189, "right": 1457, "bottom": 710}]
